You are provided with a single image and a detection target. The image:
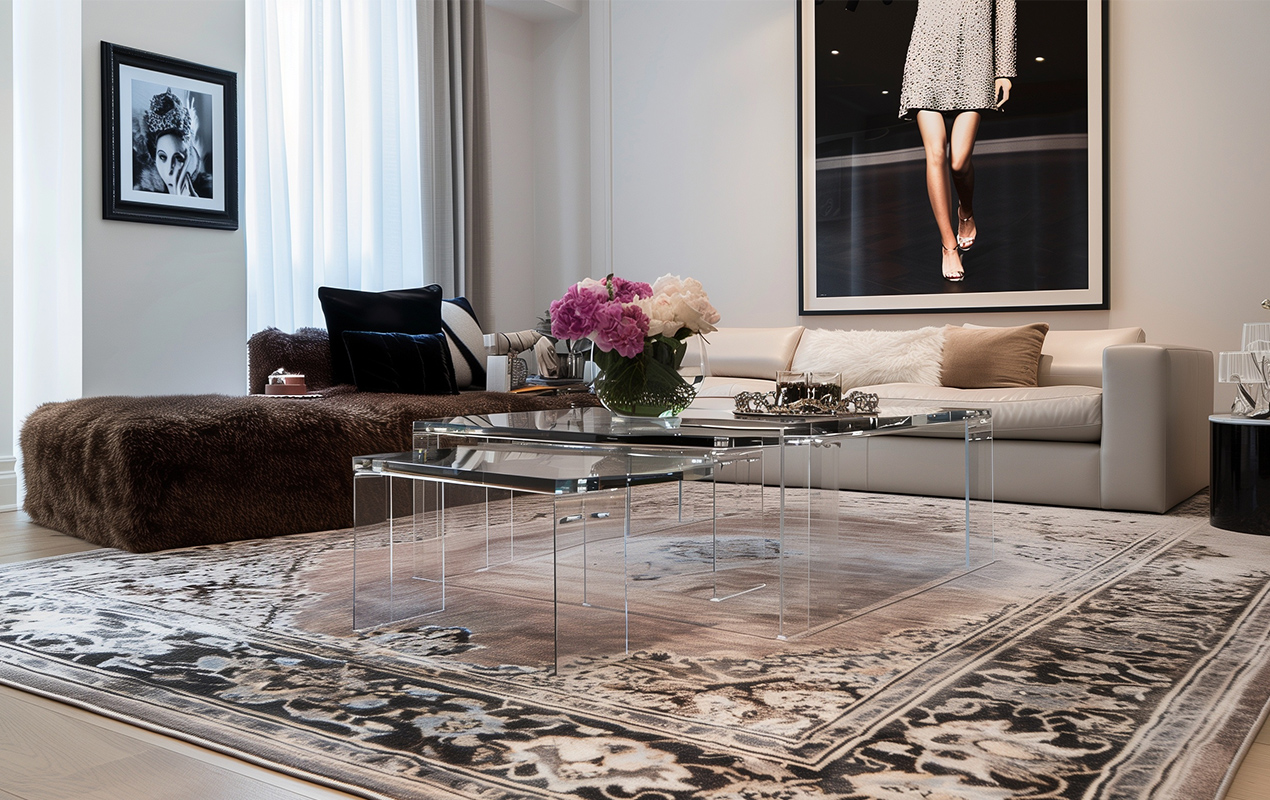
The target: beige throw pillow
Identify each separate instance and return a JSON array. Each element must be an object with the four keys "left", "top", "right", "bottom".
[{"left": 940, "top": 323, "right": 1050, "bottom": 389}]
